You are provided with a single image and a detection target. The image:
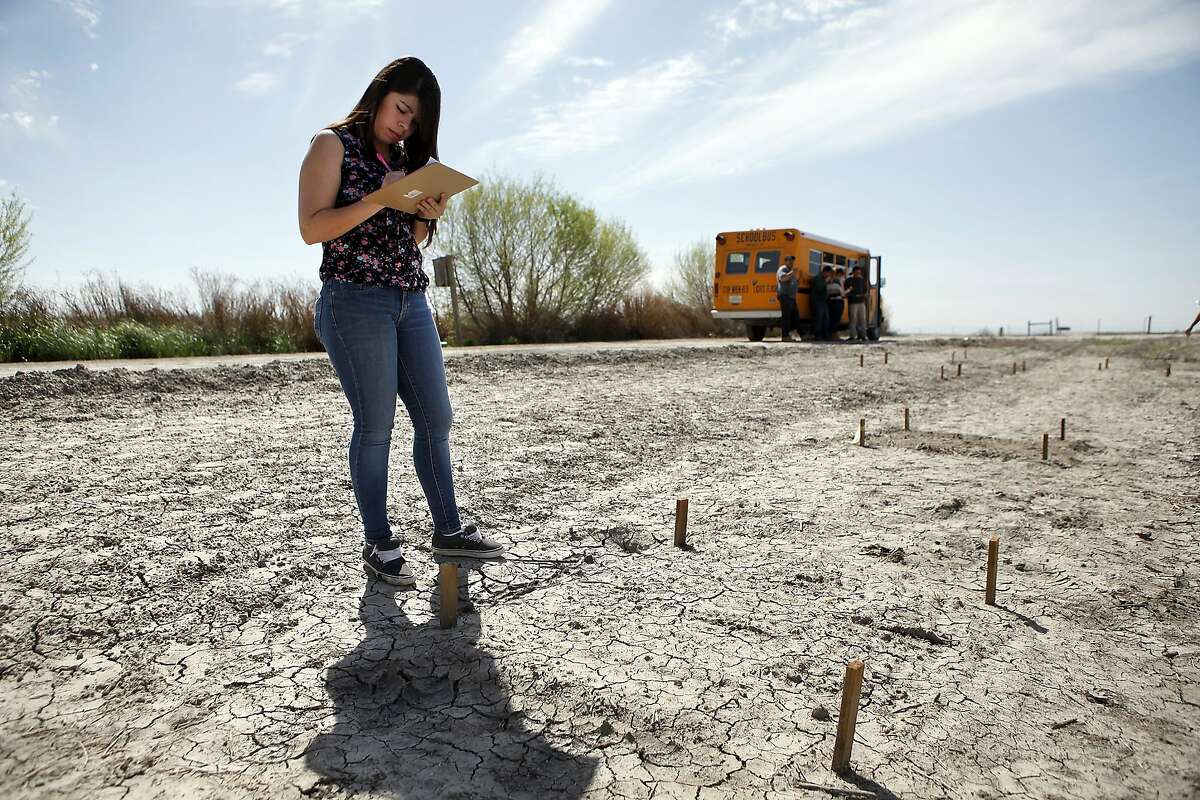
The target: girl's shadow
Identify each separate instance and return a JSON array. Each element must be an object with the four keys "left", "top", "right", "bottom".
[{"left": 304, "top": 569, "right": 597, "bottom": 798}]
